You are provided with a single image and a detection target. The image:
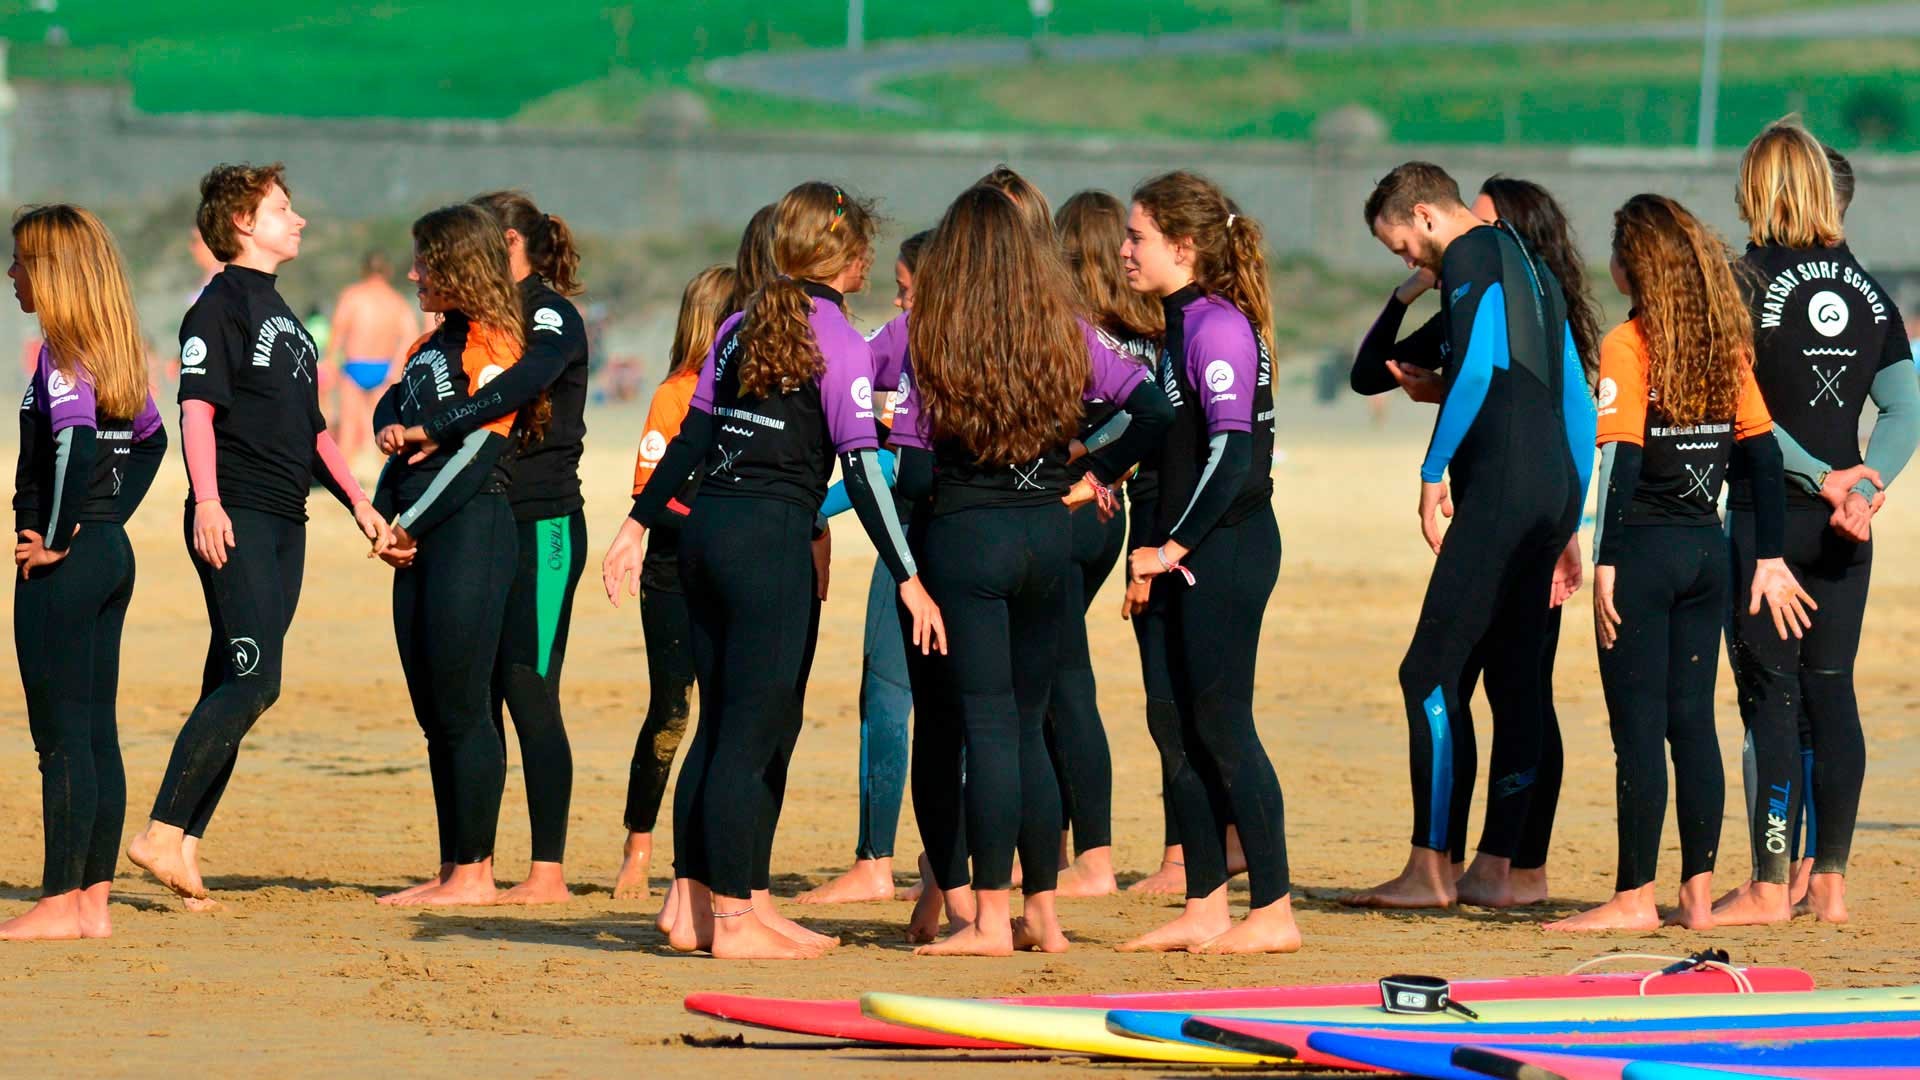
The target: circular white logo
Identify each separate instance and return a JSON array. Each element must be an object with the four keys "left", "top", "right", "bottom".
[
  {"left": 893, "top": 371, "right": 912, "bottom": 405},
  {"left": 1596, "top": 376, "right": 1618, "bottom": 409},
  {"left": 46, "top": 369, "right": 74, "bottom": 397},
  {"left": 476, "top": 364, "right": 505, "bottom": 388},
  {"left": 1204, "top": 359, "right": 1236, "bottom": 393},
  {"left": 229, "top": 637, "right": 261, "bottom": 677},
  {"left": 532, "top": 307, "right": 565, "bottom": 335},
  {"left": 1808, "top": 290, "right": 1850, "bottom": 338},
  {"left": 851, "top": 376, "right": 873, "bottom": 411},
  {"left": 182, "top": 336, "right": 208, "bottom": 367},
  {"left": 640, "top": 430, "right": 668, "bottom": 462}
]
